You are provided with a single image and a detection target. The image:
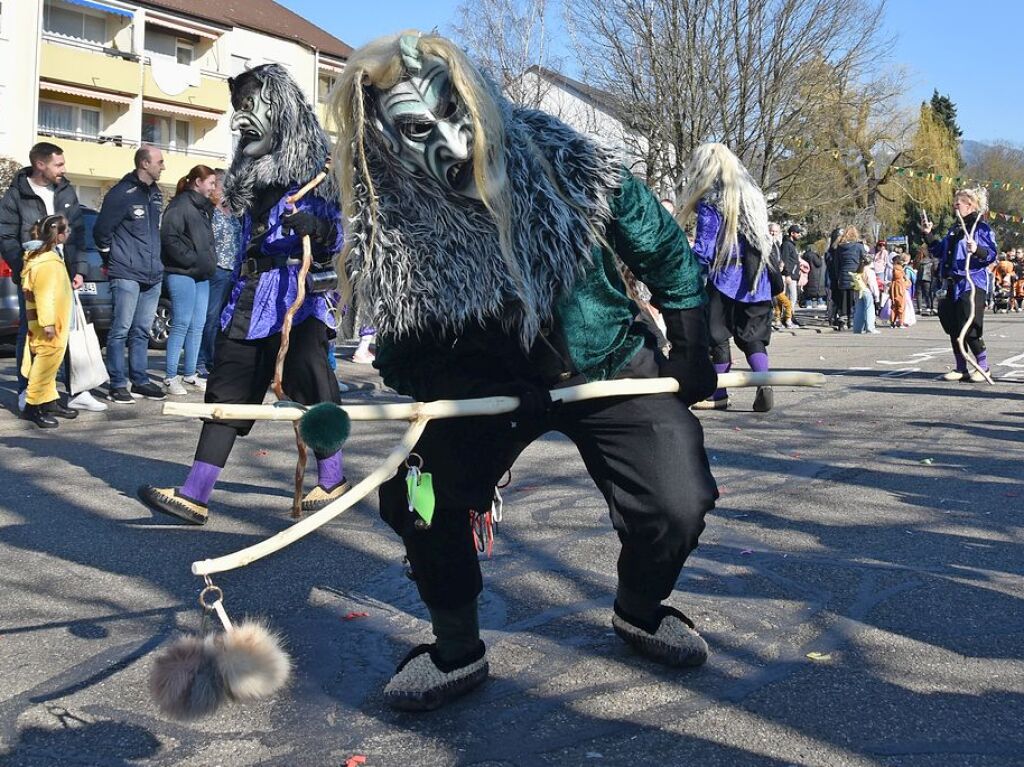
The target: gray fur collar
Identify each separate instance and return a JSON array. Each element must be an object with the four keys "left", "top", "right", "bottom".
[{"left": 347, "top": 102, "right": 622, "bottom": 347}]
